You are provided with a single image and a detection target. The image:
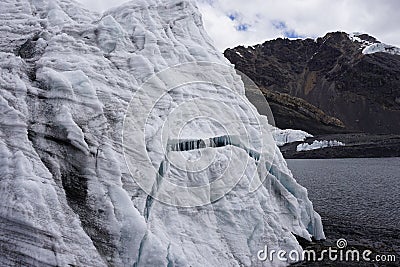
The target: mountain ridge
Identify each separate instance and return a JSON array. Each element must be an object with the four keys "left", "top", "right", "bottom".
[{"left": 225, "top": 31, "right": 400, "bottom": 134}]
